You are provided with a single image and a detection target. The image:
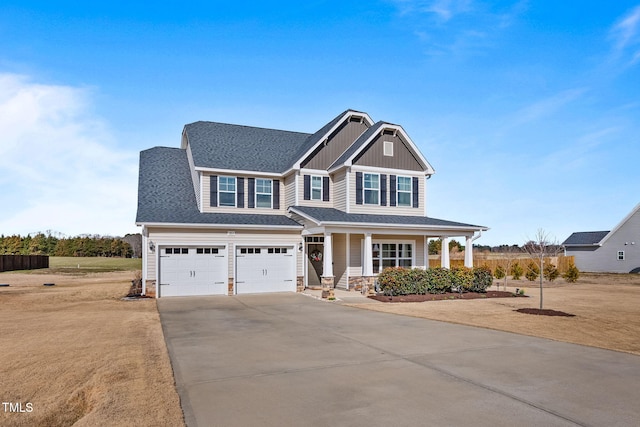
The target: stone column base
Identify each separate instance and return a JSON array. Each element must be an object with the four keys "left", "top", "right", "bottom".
[
  {"left": 296, "top": 276, "right": 304, "bottom": 292},
  {"left": 347, "top": 276, "right": 376, "bottom": 294},
  {"left": 144, "top": 280, "right": 156, "bottom": 297},
  {"left": 228, "top": 278, "right": 234, "bottom": 296}
]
